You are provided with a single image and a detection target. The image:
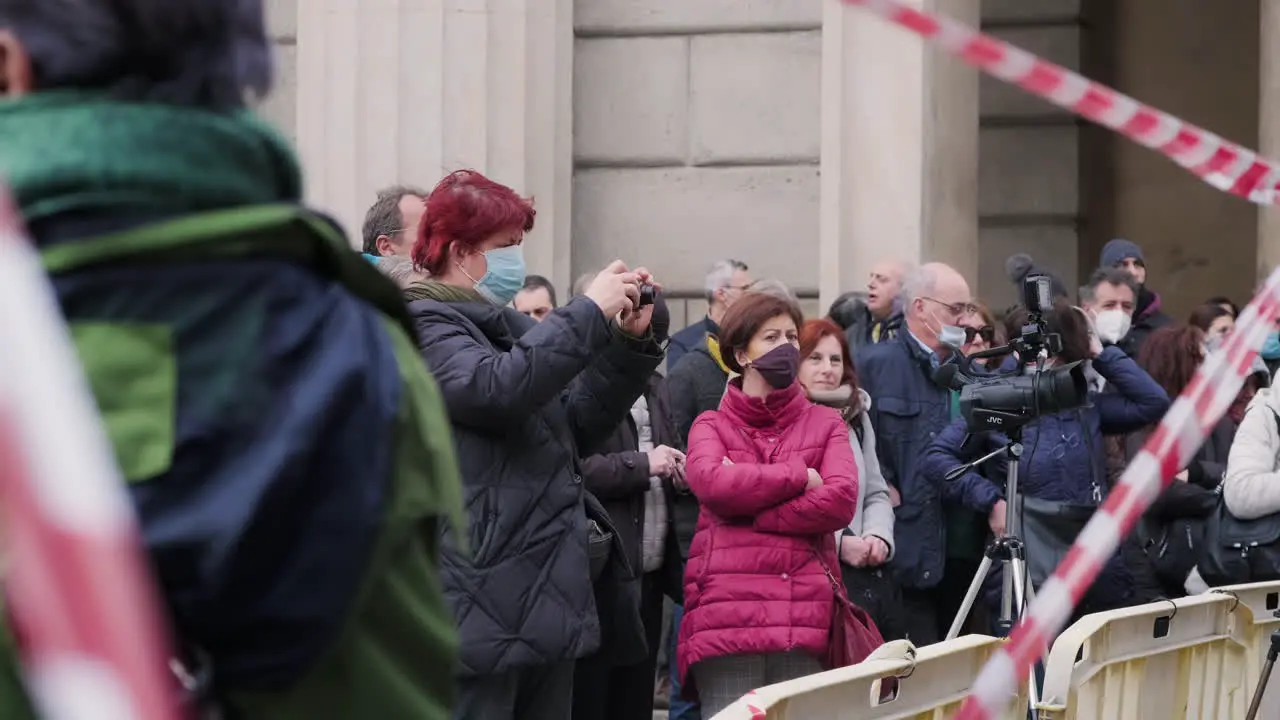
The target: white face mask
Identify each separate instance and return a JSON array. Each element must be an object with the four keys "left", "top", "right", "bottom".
[
  {"left": 926, "top": 309, "right": 967, "bottom": 348},
  {"left": 1093, "top": 309, "right": 1132, "bottom": 344}
]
